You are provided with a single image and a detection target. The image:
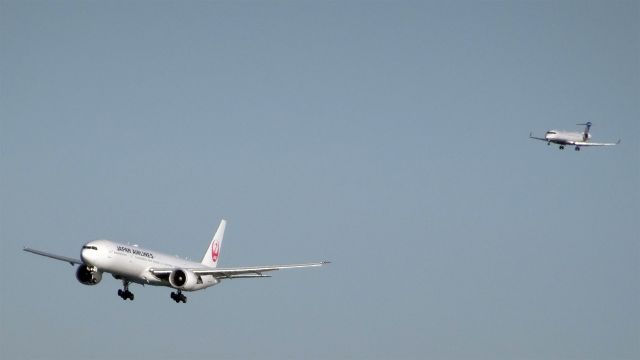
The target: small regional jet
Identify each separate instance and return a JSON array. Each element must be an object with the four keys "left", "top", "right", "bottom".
[
  {"left": 24, "top": 220, "right": 328, "bottom": 303},
  {"left": 529, "top": 122, "right": 620, "bottom": 151}
]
